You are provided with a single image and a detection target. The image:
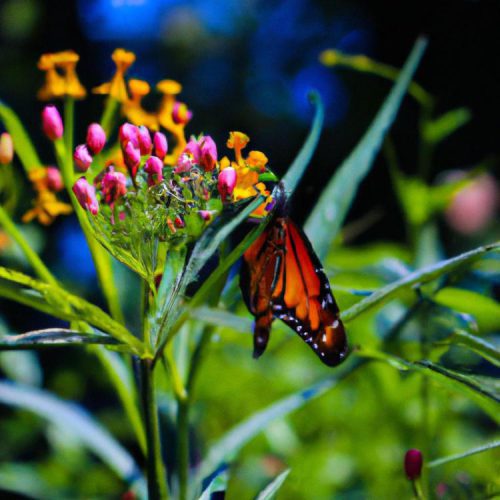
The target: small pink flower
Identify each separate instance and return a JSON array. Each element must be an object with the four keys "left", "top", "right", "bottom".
[
  {"left": 0, "top": 132, "right": 14, "bottom": 165},
  {"left": 183, "top": 137, "right": 202, "bottom": 164},
  {"left": 72, "top": 177, "right": 99, "bottom": 215},
  {"left": 46, "top": 167, "right": 63, "bottom": 191},
  {"left": 119, "top": 123, "right": 139, "bottom": 148},
  {"left": 172, "top": 101, "right": 193, "bottom": 125},
  {"left": 144, "top": 156, "right": 164, "bottom": 186},
  {"left": 174, "top": 216, "right": 185, "bottom": 228},
  {"left": 137, "top": 126, "right": 153, "bottom": 155},
  {"left": 404, "top": 449, "right": 423, "bottom": 480},
  {"left": 102, "top": 167, "right": 127, "bottom": 204},
  {"left": 198, "top": 210, "right": 214, "bottom": 221},
  {"left": 199, "top": 135, "right": 217, "bottom": 171},
  {"left": 41, "top": 105, "right": 63, "bottom": 141},
  {"left": 174, "top": 152, "right": 195, "bottom": 174},
  {"left": 86, "top": 123, "right": 106, "bottom": 154},
  {"left": 218, "top": 167, "right": 236, "bottom": 201},
  {"left": 153, "top": 132, "right": 168, "bottom": 160},
  {"left": 73, "top": 144, "right": 93, "bottom": 171},
  {"left": 123, "top": 141, "right": 141, "bottom": 178}
]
